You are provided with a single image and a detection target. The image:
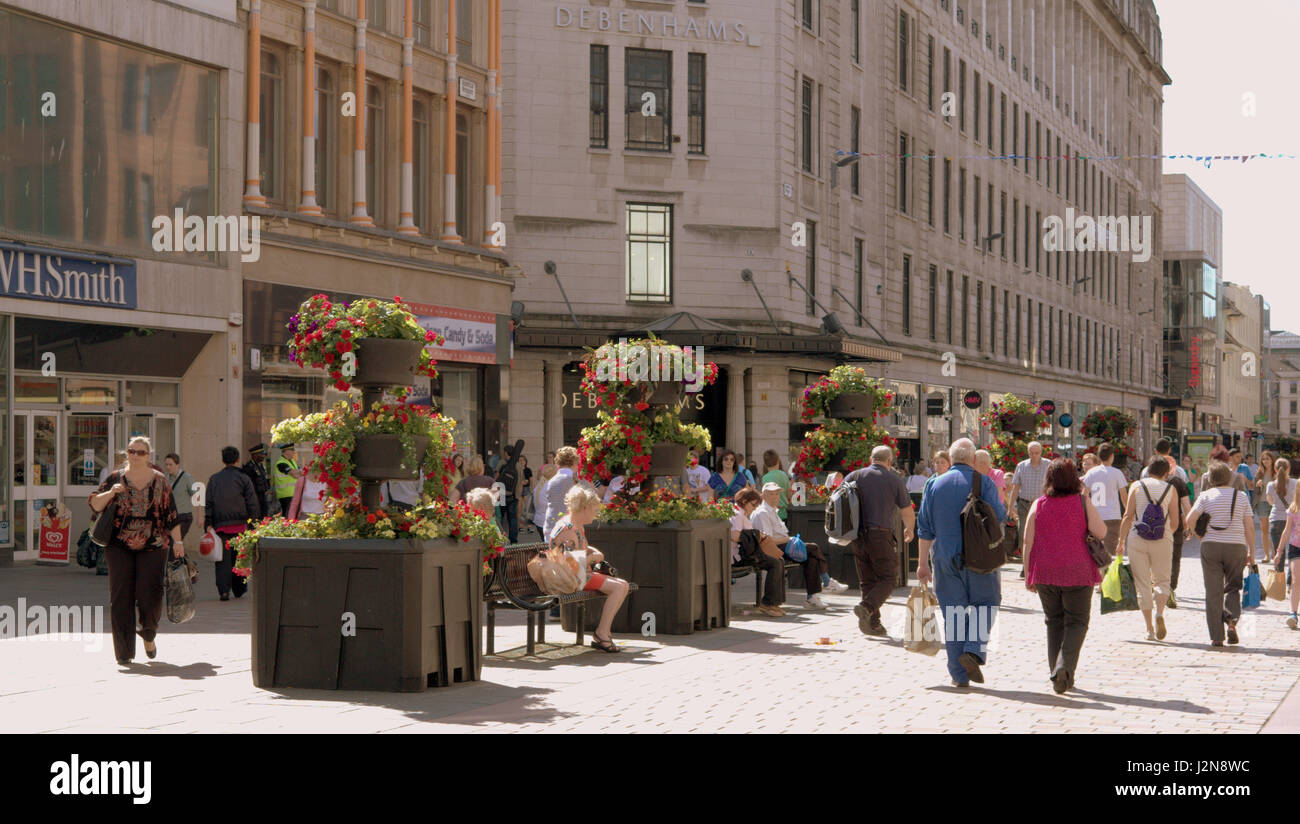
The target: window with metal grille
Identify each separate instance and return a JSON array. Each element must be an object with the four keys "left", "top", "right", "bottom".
[
  {"left": 590, "top": 45, "right": 608, "bottom": 149},
  {"left": 687, "top": 53, "right": 706, "bottom": 154},
  {"left": 928, "top": 264, "right": 937, "bottom": 342},
  {"left": 850, "top": 106, "right": 861, "bottom": 194},
  {"left": 626, "top": 203, "right": 672, "bottom": 302},
  {"left": 902, "top": 255, "right": 912, "bottom": 336},
  {"left": 801, "top": 76, "right": 814, "bottom": 171},
  {"left": 898, "top": 132, "right": 909, "bottom": 212},
  {"left": 626, "top": 49, "right": 671, "bottom": 151}
]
